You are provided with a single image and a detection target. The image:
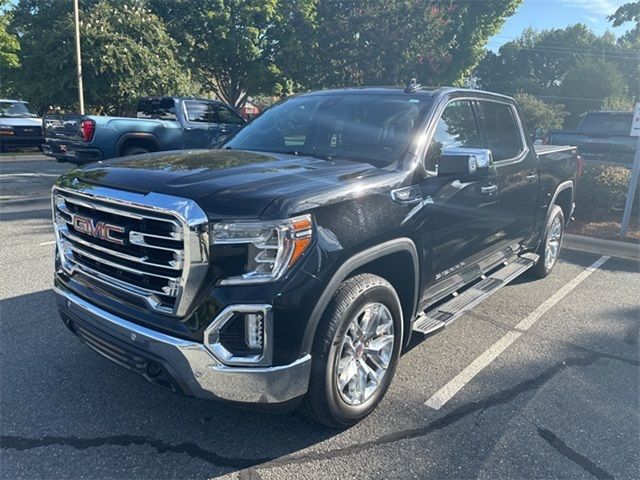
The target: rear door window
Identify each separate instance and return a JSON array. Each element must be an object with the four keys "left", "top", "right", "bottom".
[
  {"left": 212, "top": 105, "right": 245, "bottom": 125},
  {"left": 425, "top": 100, "right": 482, "bottom": 171},
  {"left": 476, "top": 101, "right": 525, "bottom": 162},
  {"left": 136, "top": 98, "right": 177, "bottom": 120},
  {"left": 184, "top": 101, "right": 214, "bottom": 123}
]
